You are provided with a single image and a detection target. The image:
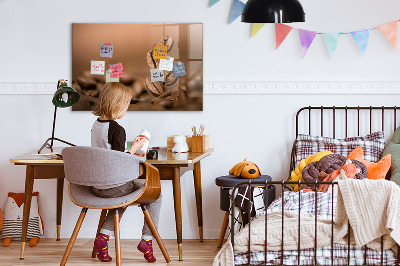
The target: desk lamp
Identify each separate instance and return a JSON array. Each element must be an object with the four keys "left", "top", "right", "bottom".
[
  {"left": 241, "top": 0, "right": 305, "bottom": 23},
  {"left": 38, "top": 79, "right": 80, "bottom": 154}
]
